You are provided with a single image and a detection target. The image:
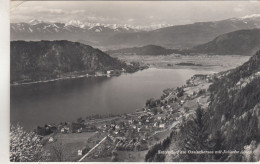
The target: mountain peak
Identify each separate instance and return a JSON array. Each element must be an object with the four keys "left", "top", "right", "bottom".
[
  {"left": 65, "top": 20, "right": 87, "bottom": 28},
  {"left": 240, "top": 14, "right": 260, "bottom": 19},
  {"left": 29, "top": 19, "right": 44, "bottom": 25}
]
